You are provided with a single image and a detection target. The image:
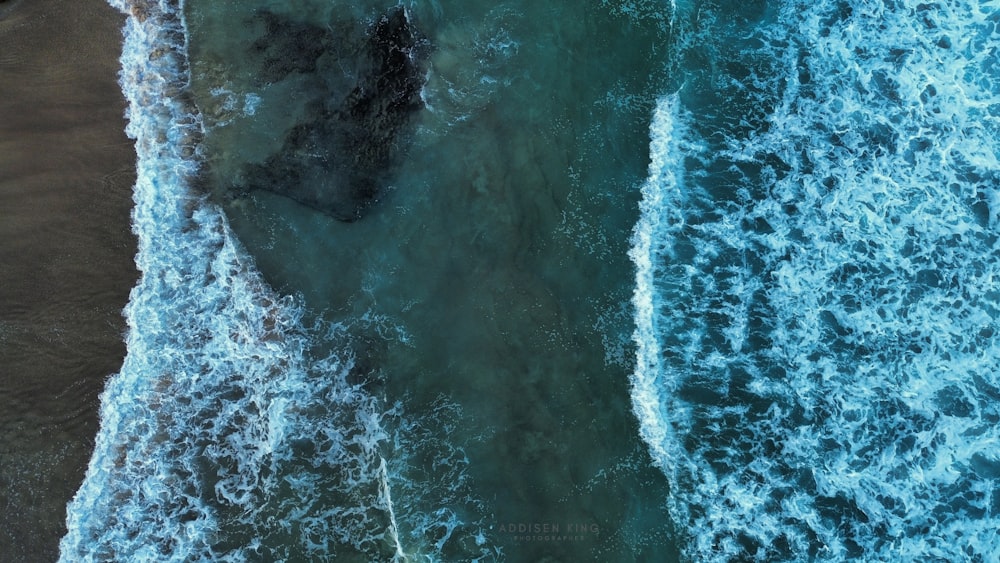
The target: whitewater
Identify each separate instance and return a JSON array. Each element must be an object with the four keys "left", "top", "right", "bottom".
[
  {"left": 58, "top": 1, "right": 493, "bottom": 561},
  {"left": 57, "top": 0, "right": 1000, "bottom": 559},
  {"left": 632, "top": 0, "right": 1000, "bottom": 560}
]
